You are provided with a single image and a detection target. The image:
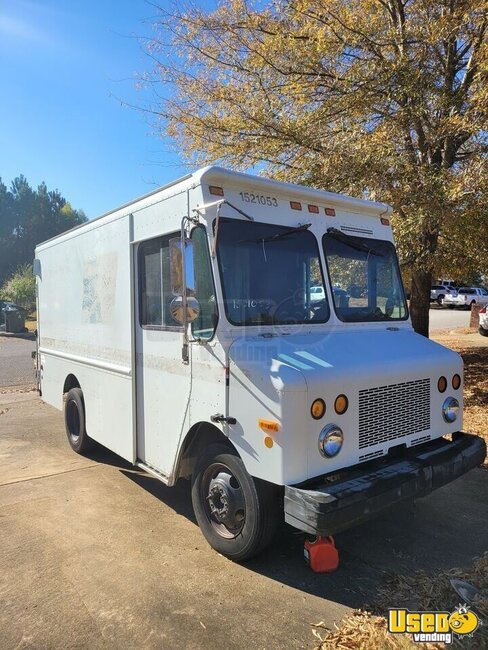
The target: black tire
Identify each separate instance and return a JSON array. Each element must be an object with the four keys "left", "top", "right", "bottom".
[
  {"left": 64, "top": 387, "right": 94, "bottom": 454},
  {"left": 448, "top": 305, "right": 455, "bottom": 309},
  {"left": 437, "top": 295, "right": 444, "bottom": 306},
  {"left": 191, "top": 443, "right": 281, "bottom": 561},
  {"left": 479, "top": 326, "right": 488, "bottom": 337}
]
